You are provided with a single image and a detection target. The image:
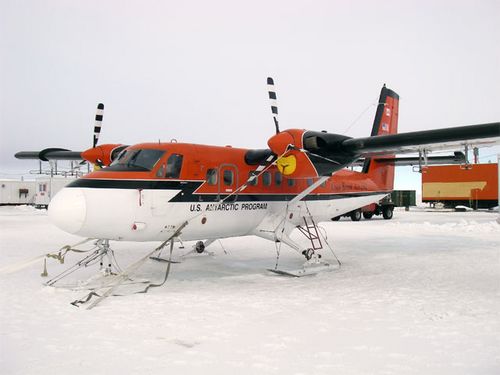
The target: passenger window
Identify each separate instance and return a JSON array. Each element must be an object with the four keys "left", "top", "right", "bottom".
[
  {"left": 275, "top": 172, "right": 282, "bottom": 186},
  {"left": 248, "top": 171, "right": 257, "bottom": 186},
  {"left": 262, "top": 171, "right": 271, "bottom": 186},
  {"left": 223, "top": 170, "right": 233, "bottom": 186},
  {"left": 206, "top": 169, "right": 217, "bottom": 185},
  {"left": 165, "top": 154, "right": 183, "bottom": 179},
  {"left": 321, "top": 180, "right": 327, "bottom": 188},
  {"left": 287, "top": 178, "right": 295, "bottom": 187},
  {"left": 307, "top": 178, "right": 313, "bottom": 186}
]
